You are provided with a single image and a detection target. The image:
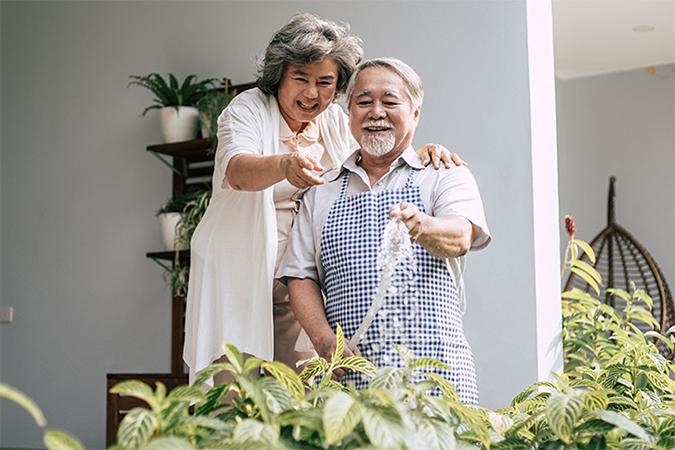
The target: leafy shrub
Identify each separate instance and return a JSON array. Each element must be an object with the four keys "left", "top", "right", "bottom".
[{"left": 128, "top": 74, "right": 218, "bottom": 116}]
